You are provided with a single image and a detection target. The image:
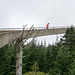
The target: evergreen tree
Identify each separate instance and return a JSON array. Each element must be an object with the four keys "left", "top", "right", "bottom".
[
  {"left": 45, "top": 47, "right": 51, "bottom": 72},
  {"left": 53, "top": 48, "right": 72, "bottom": 75},
  {"left": 61, "top": 26, "right": 75, "bottom": 52},
  {"left": 68, "top": 59, "right": 75, "bottom": 75},
  {"left": 0, "top": 44, "right": 16, "bottom": 75},
  {"left": 39, "top": 51, "right": 46, "bottom": 72}
]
